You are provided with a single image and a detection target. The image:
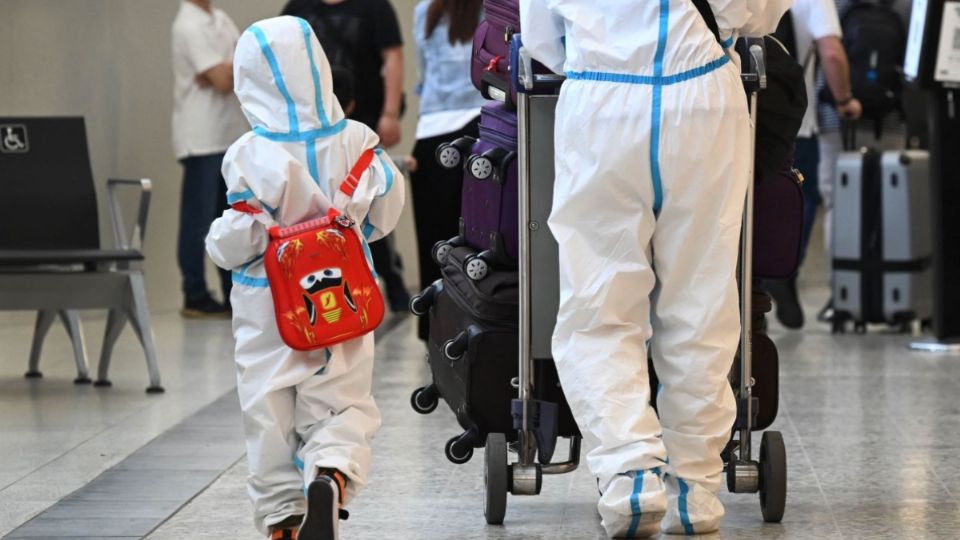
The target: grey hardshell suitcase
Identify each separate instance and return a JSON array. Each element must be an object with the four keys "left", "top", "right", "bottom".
[{"left": 832, "top": 149, "right": 933, "bottom": 333}]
